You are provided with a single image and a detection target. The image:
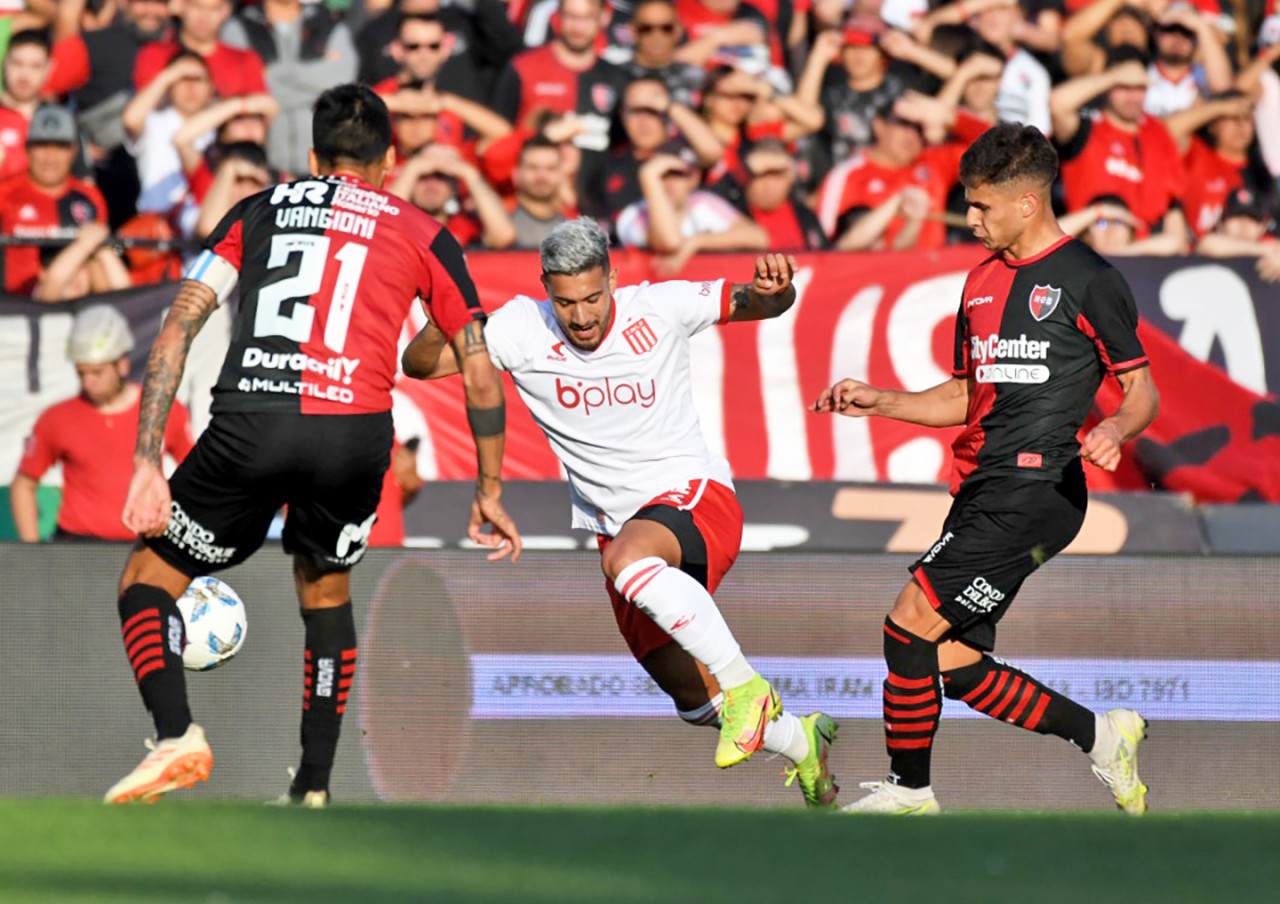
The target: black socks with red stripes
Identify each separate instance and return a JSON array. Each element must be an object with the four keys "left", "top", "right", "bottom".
[
  {"left": 881, "top": 617, "right": 941, "bottom": 789},
  {"left": 295, "top": 602, "right": 358, "bottom": 794},
  {"left": 943, "top": 654, "right": 1096, "bottom": 752},
  {"left": 119, "top": 584, "right": 192, "bottom": 740}
]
